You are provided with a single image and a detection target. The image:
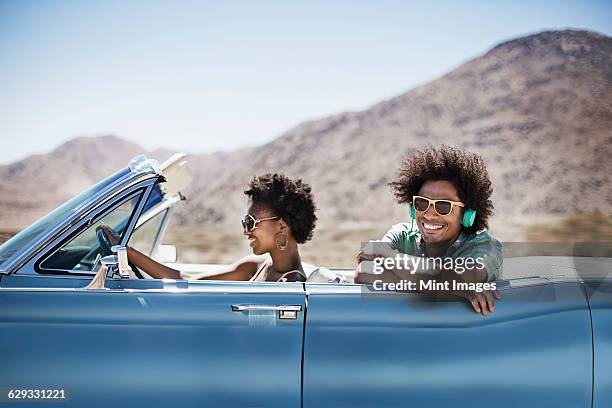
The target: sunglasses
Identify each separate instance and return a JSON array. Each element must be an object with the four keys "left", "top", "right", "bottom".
[
  {"left": 241, "top": 214, "right": 280, "bottom": 233},
  {"left": 413, "top": 195, "right": 465, "bottom": 216}
]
